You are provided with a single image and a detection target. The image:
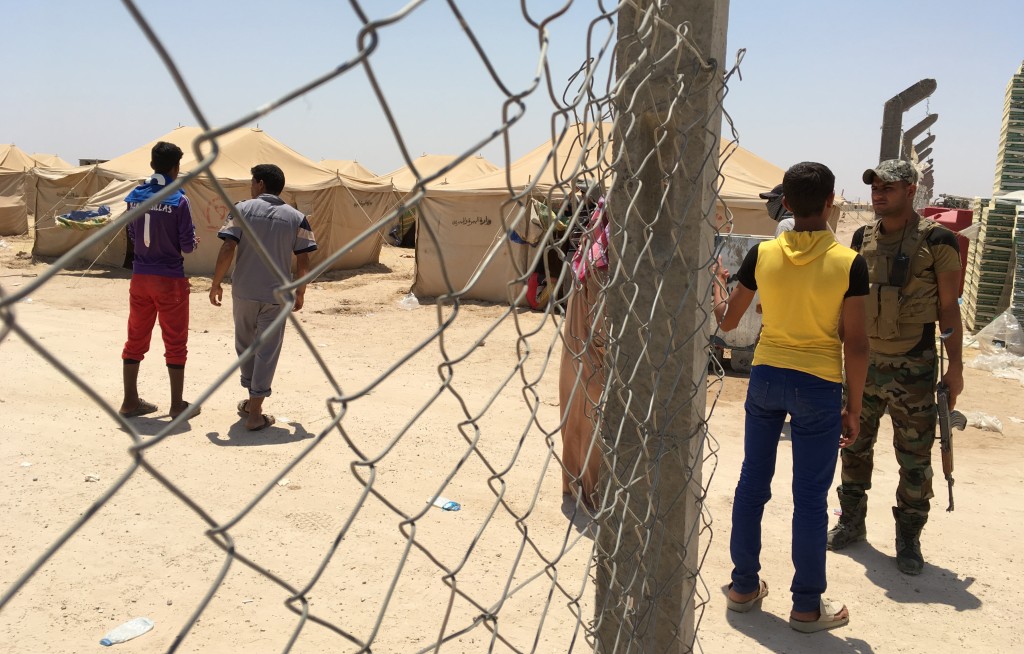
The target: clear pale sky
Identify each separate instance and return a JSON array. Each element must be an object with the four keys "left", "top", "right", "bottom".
[{"left": 4, "top": 1, "right": 1021, "bottom": 203}]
